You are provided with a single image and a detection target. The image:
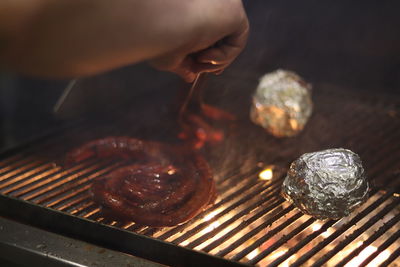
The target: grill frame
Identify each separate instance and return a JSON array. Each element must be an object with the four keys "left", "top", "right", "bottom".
[{"left": 0, "top": 194, "right": 247, "bottom": 267}]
